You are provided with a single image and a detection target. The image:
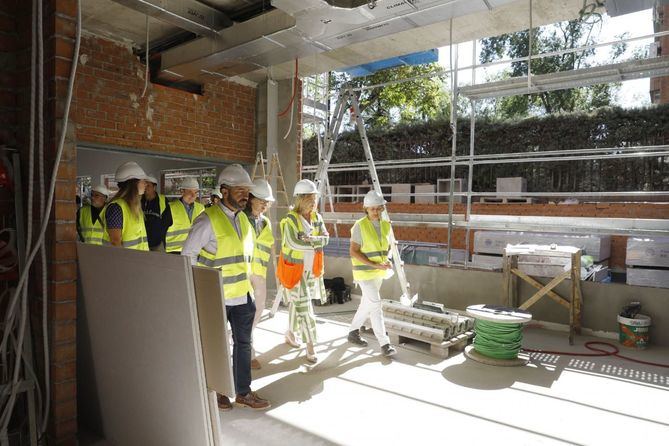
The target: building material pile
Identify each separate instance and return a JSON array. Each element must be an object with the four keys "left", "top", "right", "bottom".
[
  {"left": 380, "top": 300, "right": 474, "bottom": 358},
  {"left": 626, "top": 237, "right": 669, "bottom": 289}
]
